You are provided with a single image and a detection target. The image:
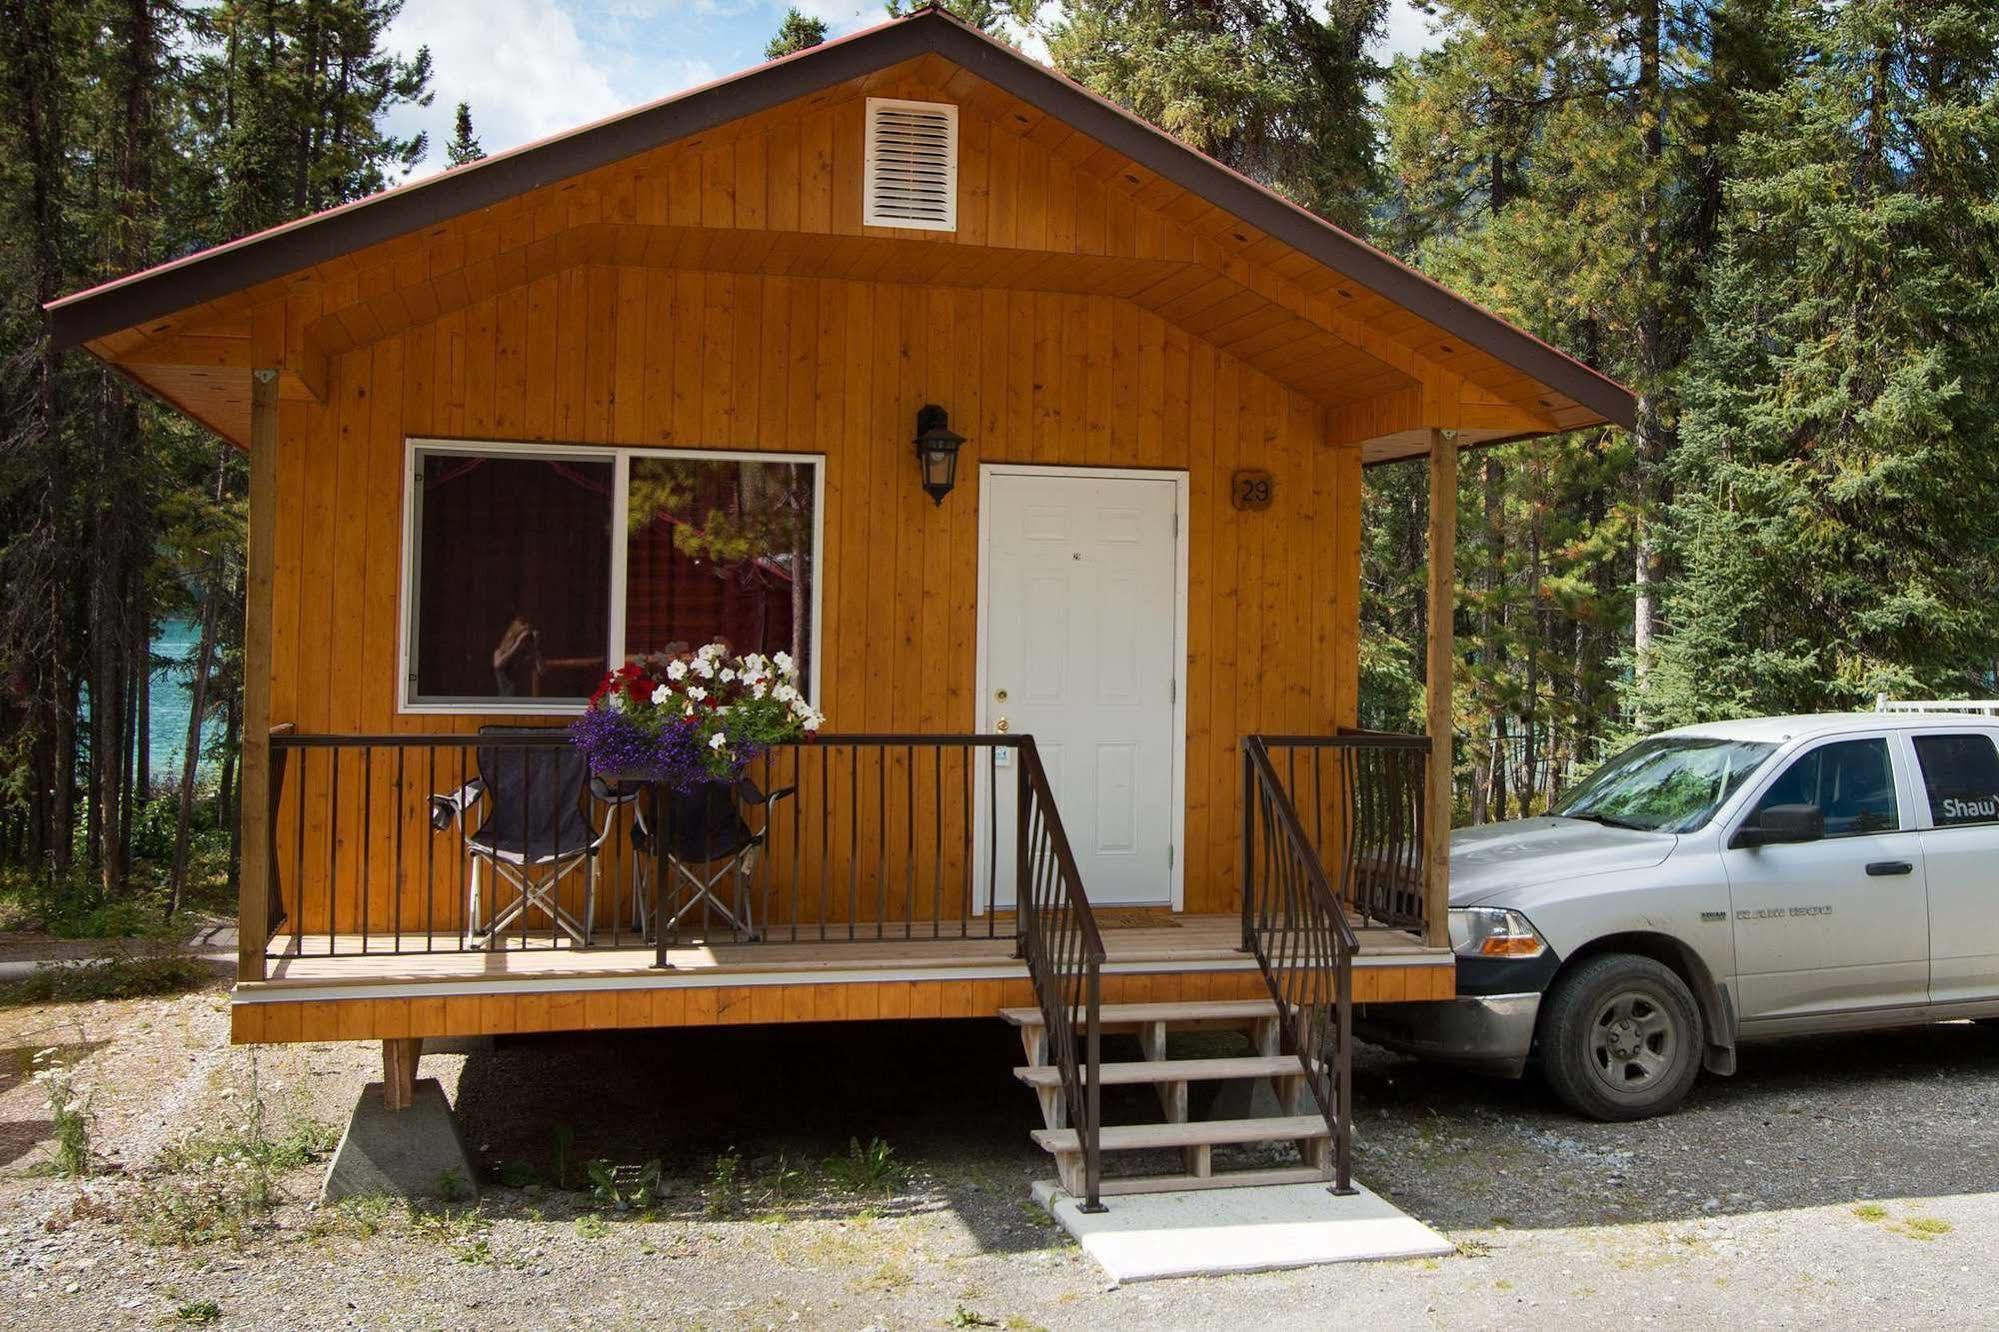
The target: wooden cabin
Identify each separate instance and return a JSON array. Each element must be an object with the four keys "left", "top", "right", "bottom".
[{"left": 48, "top": 9, "right": 1632, "bottom": 1202}]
